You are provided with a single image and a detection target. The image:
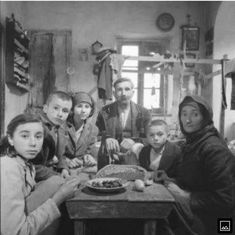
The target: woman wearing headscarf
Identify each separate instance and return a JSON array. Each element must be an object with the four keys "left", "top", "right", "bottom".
[
  {"left": 63, "top": 92, "right": 98, "bottom": 175},
  {"left": 164, "top": 95, "right": 235, "bottom": 235}
]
